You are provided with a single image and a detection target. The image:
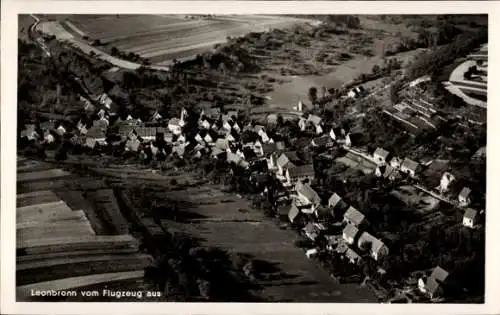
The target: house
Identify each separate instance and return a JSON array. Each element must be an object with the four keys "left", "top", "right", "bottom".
[
  {"left": 288, "top": 204, "right": 301, "bottom": 223},
  {"left": 172, "top": 144, "right": 186, "bottom": 158},
  {"left": 134, "top": 127, "right": 157, "bottom": 142},
  {"left": 458, "top": 187, "right": 472, "bottom": 207},
  {"left": 303, "top": 222, "right": 327, "bottom": 241},
  {"left": 20, "top": 124, "right": 39, "bottom": 141},
  {"left": 215, "top": 138, "right": 230, "bottom": 151},
  {"left": 334, "top": 242, "right": 349, "bottom": 254},
  {"left": 85, "top": 127, "right": 107, "bottom": 148},
  {"left": 296, "top": 183, "right": 321, "bottom": 208},
  {"left": 463, "top": 208, "right": 478, "bottom": 228},
  {"left": 439, "top": 172, "right": 456, "bottom": 193},
  {"left": 421, "top": 266, "right": 449, "bottom": 299},
  {"left": 347, "top": 86, "right": 366, "bottom": 99},
  {"left": 345, "top": 133, "right": 364, "bottom": 147},
  {"left": 329, "top": 127, "right": 346, "bottom": 142},
  {"left": 357, "top": 232, "right": 389, "bottom": 261},
  {"left": 311, "top": 135, "right": 334, "bottom": 148},
  {"left": 298, "top": 117, "right": 307, "bottom": 131},
  {"left": 43, "top": 130, "right": 55, "bottom": 144},
  {"left": 150, "top": 110, "right": 162, "bottom": 122},
  {"left": 125, "top": 138, "right": 141, "bottom": 152},
  {"left": 97, "top": 93, "right": 113, "bottom": 109},
  {"left": 308, "top": 114, "right": 322, "bottom": 127},
  {"left": 286, "top": 164, "right": 315, "bottom": 185},
  {"left": 258, "top": 142, "right": 277, "bottom": 157},
  {"left": 55, "top": 124, "right": 67, "bottom": 136},
  {"left": 276, "top": 151, "right": 302, "bottom": 176},
  {"left": 168, "top": 118, "right": 184, "bottom": 135},
  {"left": 400, "top": 158, "right": 419, "bottom": 177},
  {"left": 211, "top": 147, "right": 226, "bottom": 159},
  {"left": 343, "top": 206, "right": 368, "bottom": 229},
  {"left": 390, "top": 157, "right": 402, "bottom": 169},
  {"left": 375, "top": 165, "right": 397, "bottom": 180},
  {"left": 345, "top": 248, "right": 362, "bottom": 265},
  {"left": 373, "top": 147, "right": 390, "bottom": 165},
  {"left": 199, "top": 118, "right": 211, "bottom": 130},
  {"left": 204, "top": 130, "right": 216, "bottom": 145},
  {"left": 342, "top": 224, "right": 359, "bottom": 245},
  {"left": 328, "top": 193, "right": 343, "bottom": 209}
]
